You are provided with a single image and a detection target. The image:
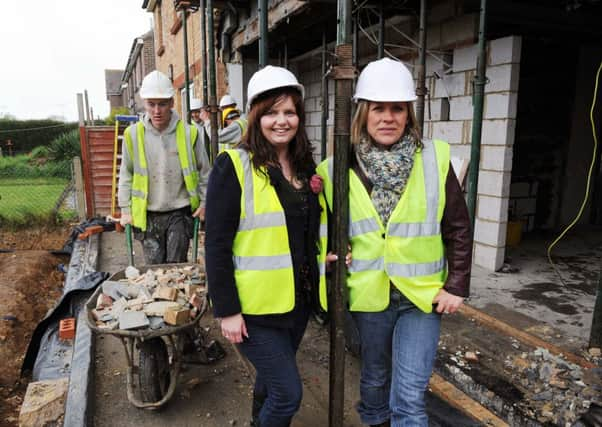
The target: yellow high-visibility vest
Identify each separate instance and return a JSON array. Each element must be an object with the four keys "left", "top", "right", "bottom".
[
  {"left": 226, "top": 148, "right": 328, "bottom": 314},
  {"left": 317, "top": 139, "right": 450, "bottom": 313},
  {"left": 124, "top": 120, "right": 200, "bottom": 231}
]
